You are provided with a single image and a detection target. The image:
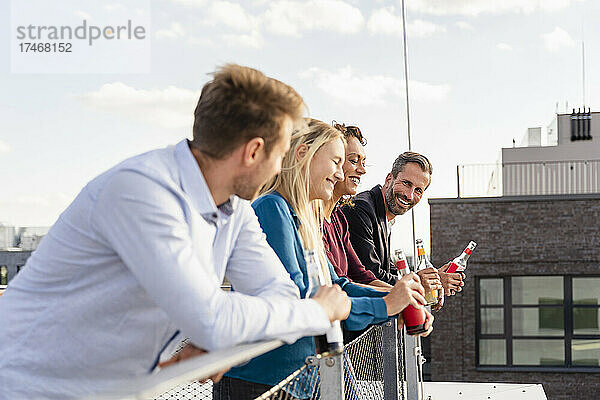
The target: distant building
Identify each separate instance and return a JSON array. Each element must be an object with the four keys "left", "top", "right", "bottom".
[
  {"left": 0, "top": 225, "right": 49, "bottom": 285},
  {"left": 0, "top": 223, "right": 17, "bottom": 249},
  {"left": 17, "top": 227, "right": 50, "bottom": 251},
  {"left": 430, "top": 110, "right": 600, "bottom": 399},
  {"left": 457, "top": 109, "right": 599, "bottom": 198},
  {"left": 0, "top": 249, "right": 33, "bottom": 286},
  {"left": 502, "top": 110, "right": 599, "bottom": 196}
]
